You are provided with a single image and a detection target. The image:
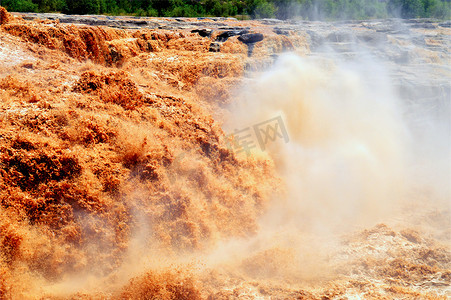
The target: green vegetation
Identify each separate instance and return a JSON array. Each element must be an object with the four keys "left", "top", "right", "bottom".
[{"left": 2, "top": 0, "right": 450, "bottom": 19}]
